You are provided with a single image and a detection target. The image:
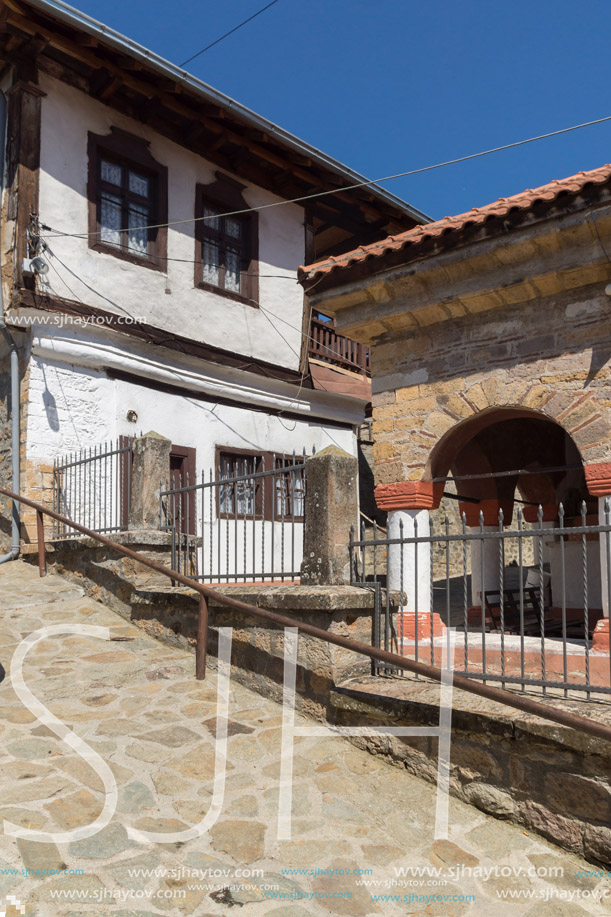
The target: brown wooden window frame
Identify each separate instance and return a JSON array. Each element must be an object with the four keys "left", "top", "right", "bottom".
[
  {"left": 195, "top": 173, "right": 259, "bottom": 307},
  {"left": 169, "top": 444, "right": 197, "bottom": 536},
  {"left": 216, "top": 448, "right": 304, "bottom": 522},
  {"left": 87, "top": 127, "right": 168, "bottom": 271}
]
